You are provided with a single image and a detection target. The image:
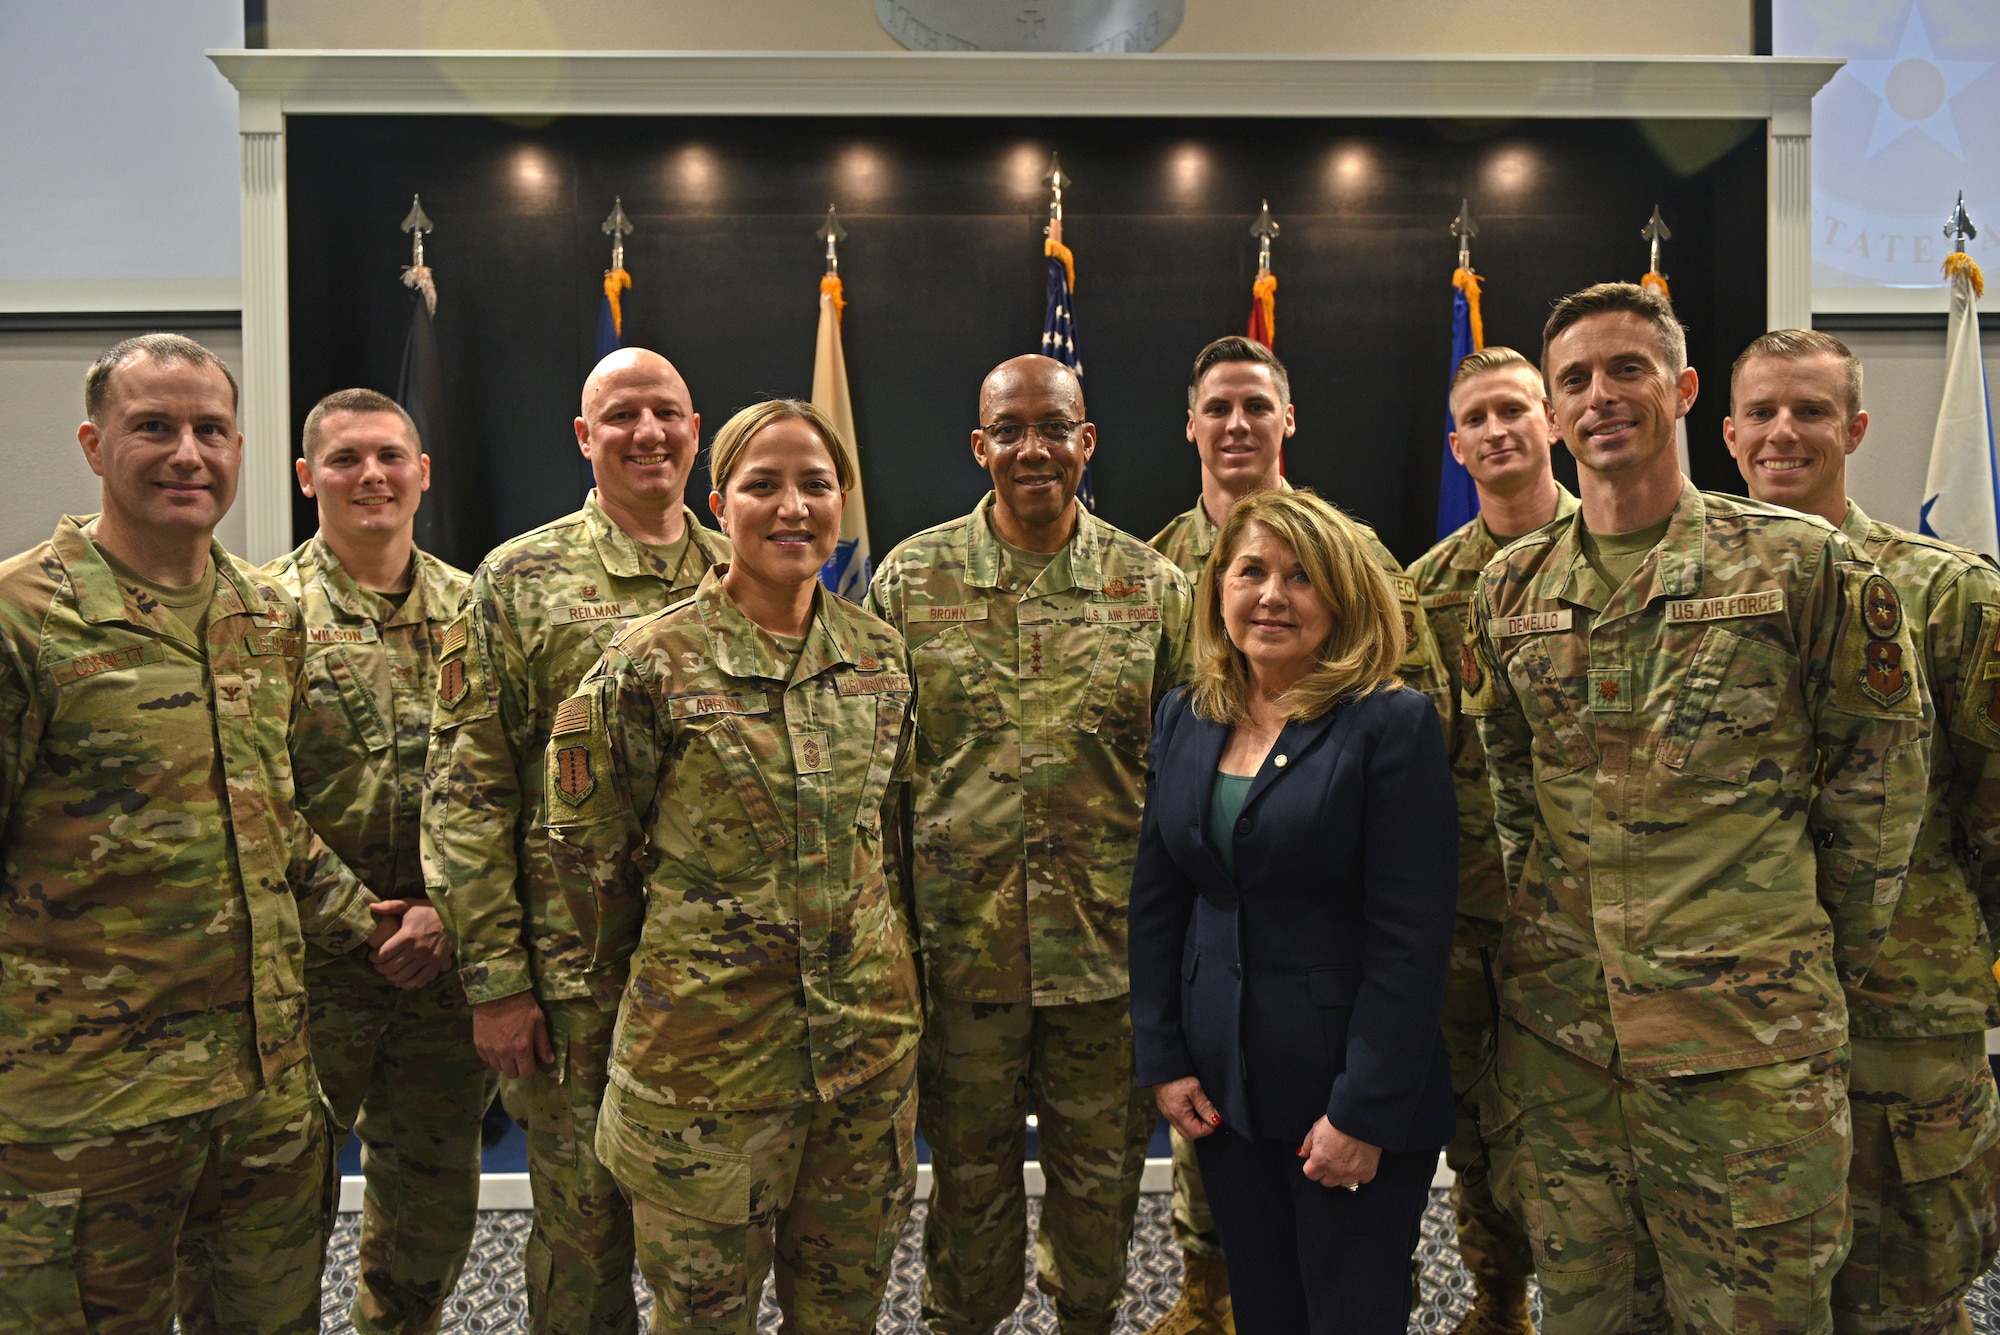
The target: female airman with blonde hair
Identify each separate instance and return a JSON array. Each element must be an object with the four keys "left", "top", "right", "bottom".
[{"left": 1129, "top": 487, "right": 1459, "bottom": 1334}]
